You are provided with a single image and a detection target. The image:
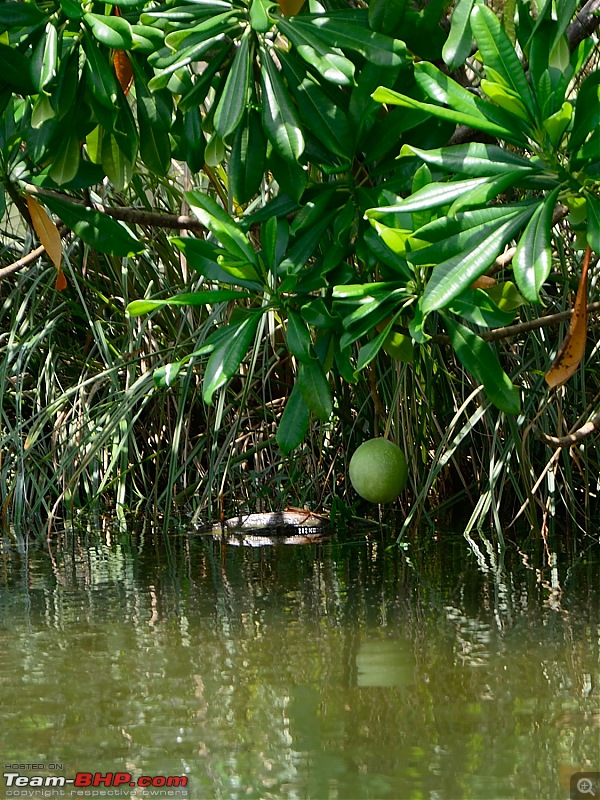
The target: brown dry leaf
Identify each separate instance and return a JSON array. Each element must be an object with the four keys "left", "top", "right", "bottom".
[
  {"left": 545, "top": 246, "right": 591, "bottom": 389},
  {"left": 113, "top": 50, "right": 133, "bottom": 95},
  {"left": 55, "top": 267, "right": 68, "bottom": 292},
  {"left": 470, "top": 275, "right": 496, "bottom": 289},
  {"left": 277, "top": 0, "right": 305, "bottom": 15},
  {"left": 26, "top": 194, "right": 62, "bottom": 271}
]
